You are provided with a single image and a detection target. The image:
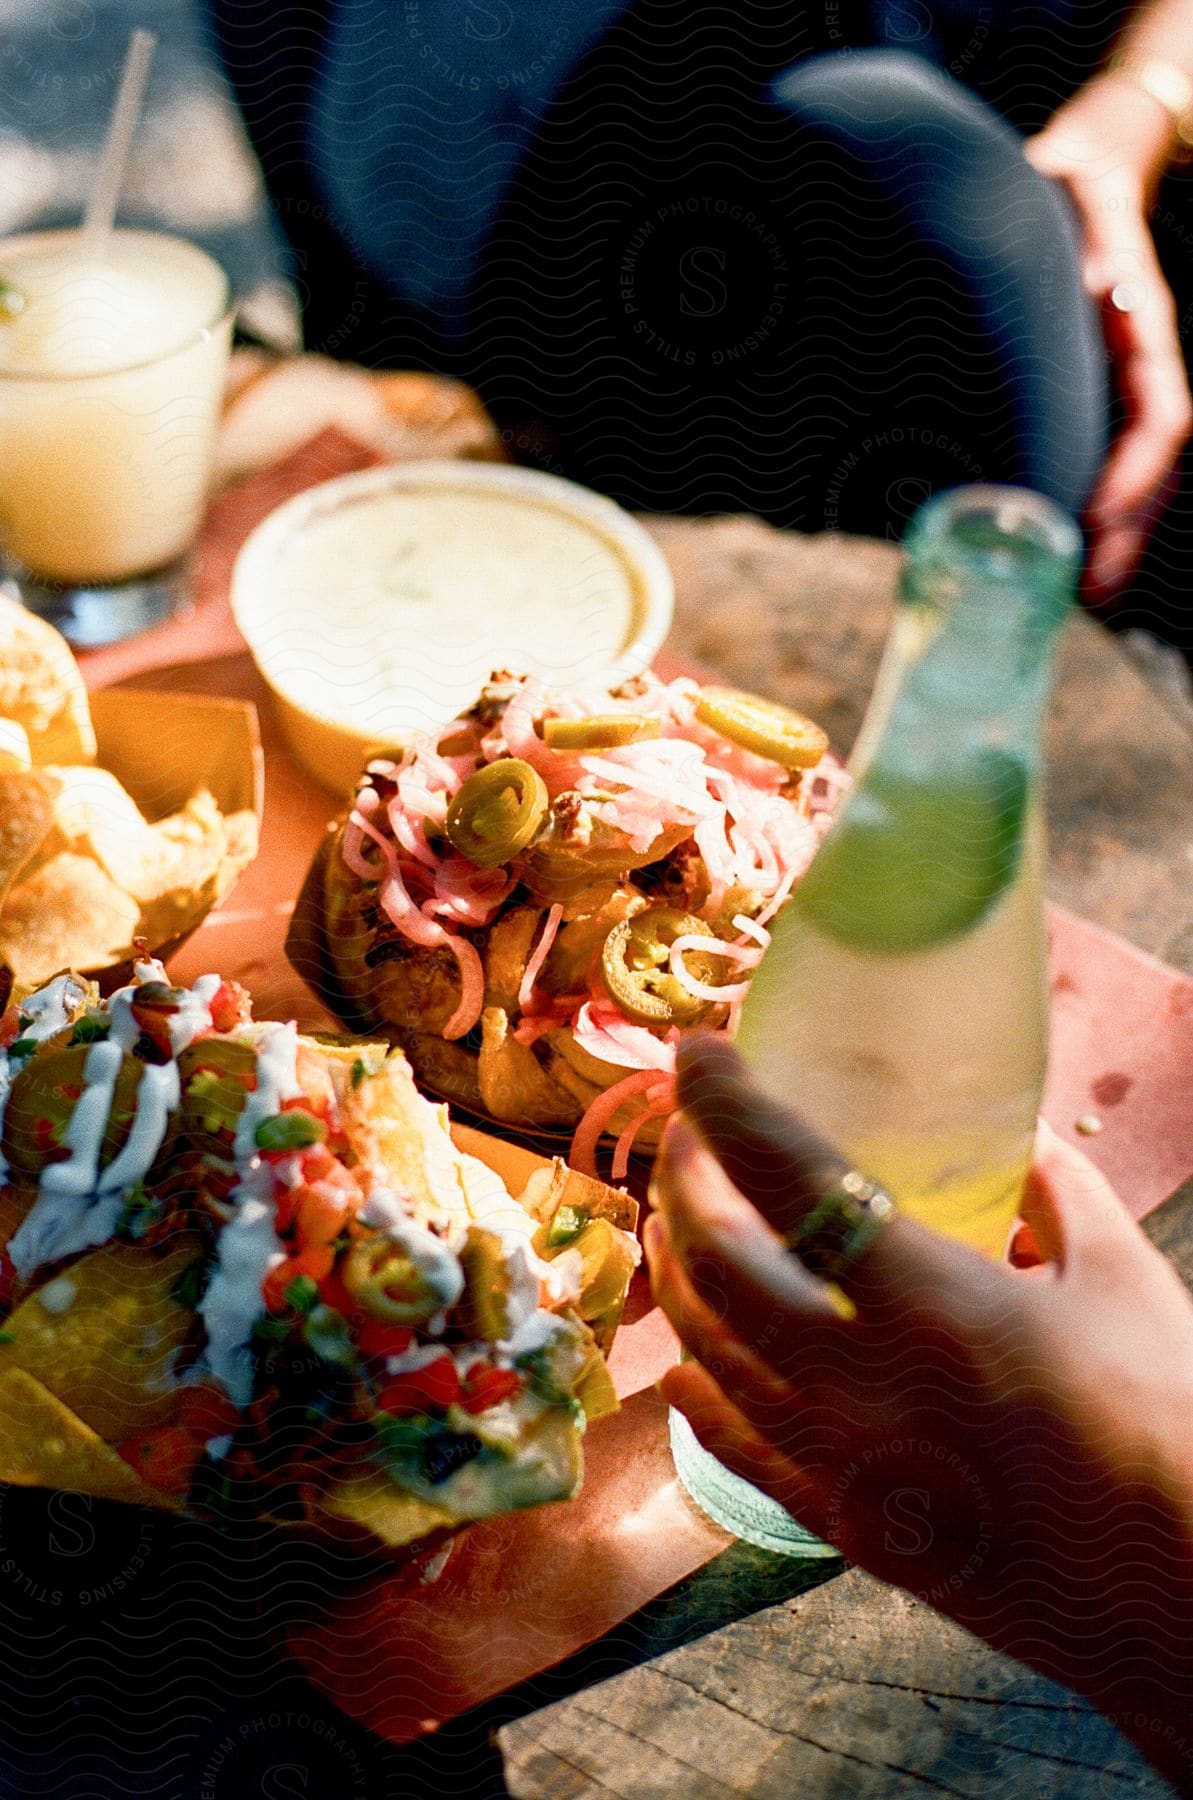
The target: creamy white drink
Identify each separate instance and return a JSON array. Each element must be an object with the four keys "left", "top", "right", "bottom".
[{"left": 0, "top": 229, "right": 231, "bottom": 584}]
